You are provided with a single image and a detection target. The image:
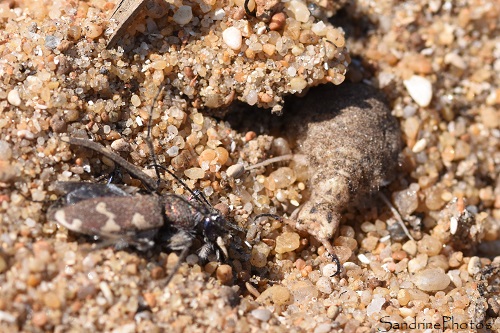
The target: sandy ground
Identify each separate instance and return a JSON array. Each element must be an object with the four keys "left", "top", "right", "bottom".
[{"left": 0, "top": 0, "right": 499, "bottom": 332}]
